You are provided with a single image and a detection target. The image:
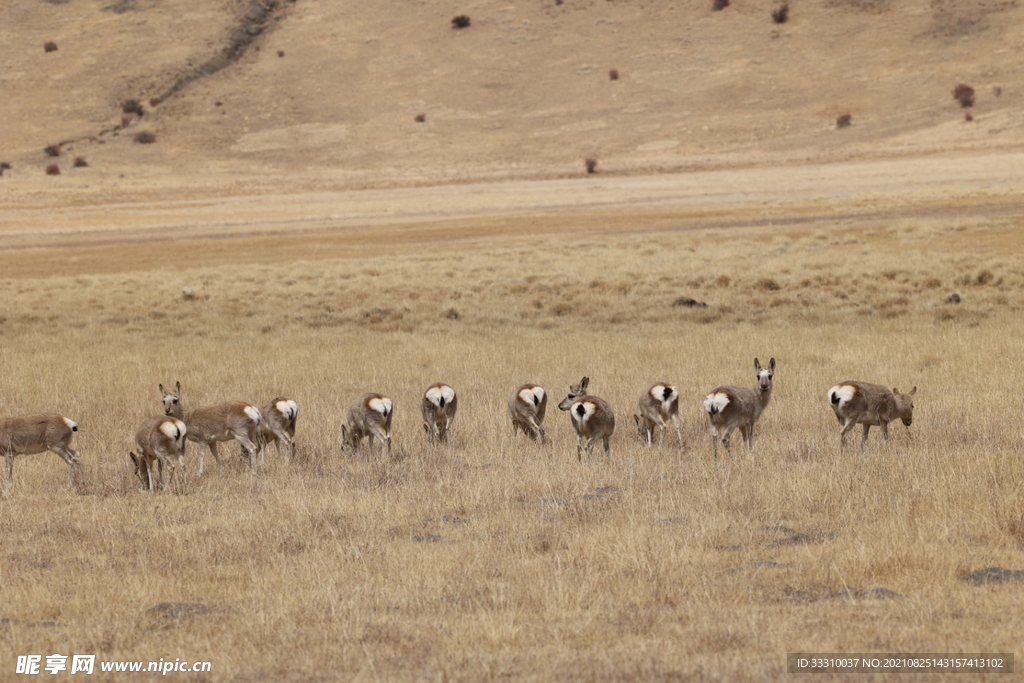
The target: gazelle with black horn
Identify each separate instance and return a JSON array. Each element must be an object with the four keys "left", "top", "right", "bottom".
[
  {"left": 703, "top": 358, "right": 776, "bottom": 457},
  {"left": 558, "top": 376, "right": 615, "bottom": 461}
]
